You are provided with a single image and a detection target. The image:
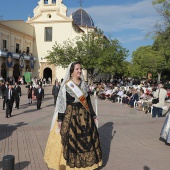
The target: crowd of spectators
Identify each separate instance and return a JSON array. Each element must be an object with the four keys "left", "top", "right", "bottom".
[
  {"left": 88, "top": 78, "right": 170, "bottom": 117},
  {"left": 0, "top": 76, "right": 53, "bottom": 100}
]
